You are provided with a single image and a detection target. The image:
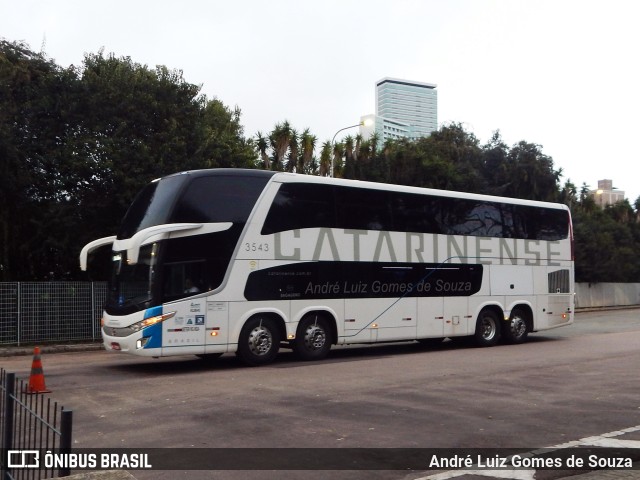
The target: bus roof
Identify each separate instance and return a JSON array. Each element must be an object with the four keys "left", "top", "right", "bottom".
[
  {"left": 158, "top": 168, "right": 568, "bottom": 212},
  {"left": 269, "top": 171, "right": 569, "bottom": 211}
]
